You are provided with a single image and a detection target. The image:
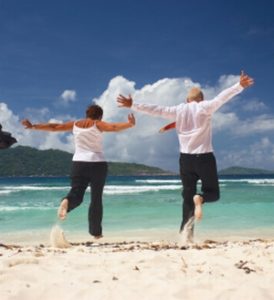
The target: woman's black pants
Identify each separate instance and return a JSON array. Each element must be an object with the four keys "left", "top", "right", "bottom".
[{"left": 65, "top": 161, "right": 108, "bottom": 236}]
